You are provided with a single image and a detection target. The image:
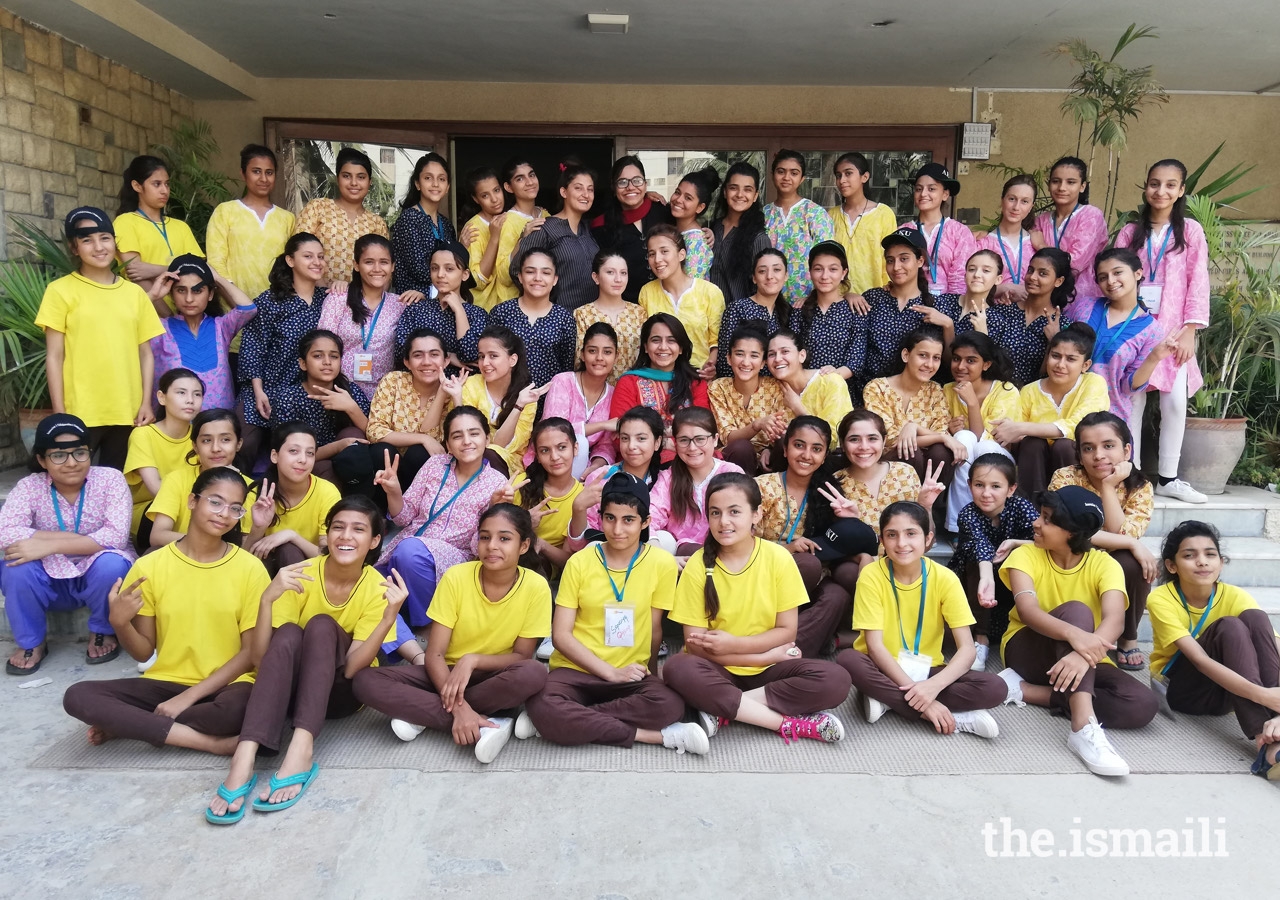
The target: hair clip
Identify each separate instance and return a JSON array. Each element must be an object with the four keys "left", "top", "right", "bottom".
[{"left": 559, "top": 163, "right": 567, "bottom": 172}]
